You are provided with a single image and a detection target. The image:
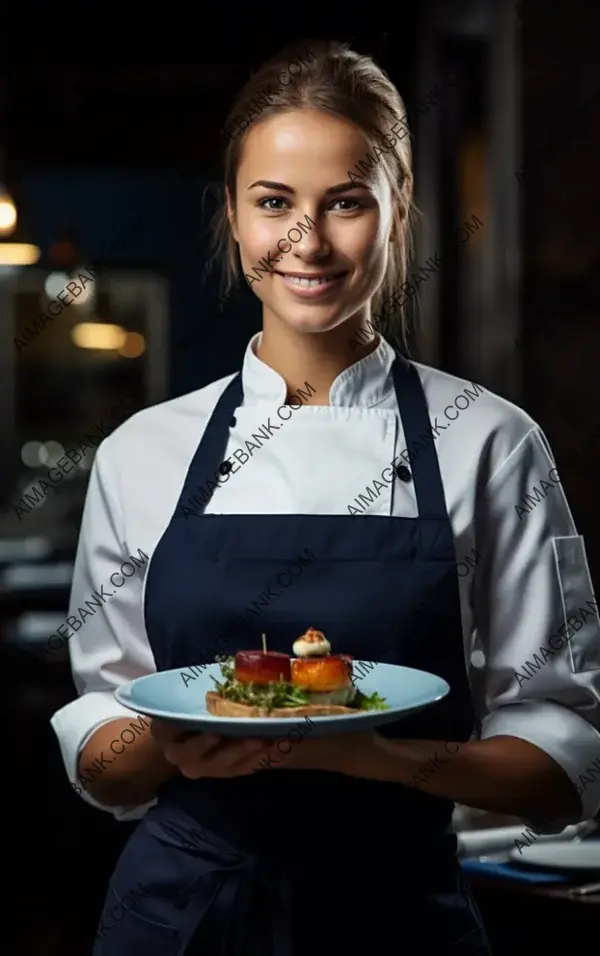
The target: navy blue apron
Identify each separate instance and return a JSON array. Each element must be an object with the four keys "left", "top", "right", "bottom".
[{"left": 92, "top": 354, "right": 491, "bottom": 955}]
